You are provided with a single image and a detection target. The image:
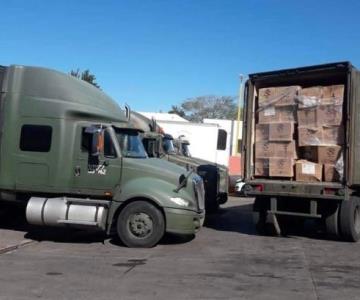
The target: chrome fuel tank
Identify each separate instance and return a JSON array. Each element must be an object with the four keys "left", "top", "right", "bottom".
[{"left": 26, "top": 197, "right": 110, "bottom": 230}]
